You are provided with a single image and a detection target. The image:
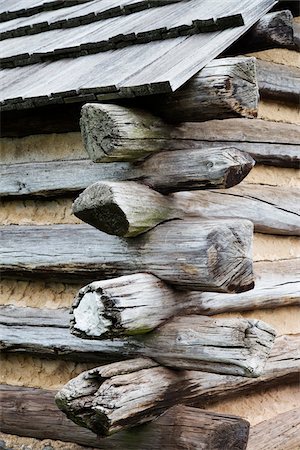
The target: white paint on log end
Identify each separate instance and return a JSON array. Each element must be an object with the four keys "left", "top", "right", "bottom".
[{"left": 73, "top": 292, "right": 111, "bottom": 337}]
